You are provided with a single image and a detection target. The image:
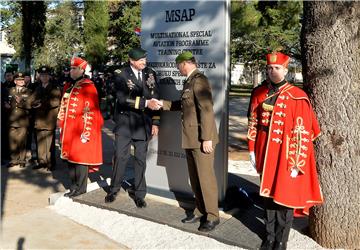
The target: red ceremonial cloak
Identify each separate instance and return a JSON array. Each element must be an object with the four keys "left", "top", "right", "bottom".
[
  {"left": 248, "top": 83, "right": 323, "bottom": 216},
  {"left": 58, "top": 78, "right": 103, "bottom": 166}
]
